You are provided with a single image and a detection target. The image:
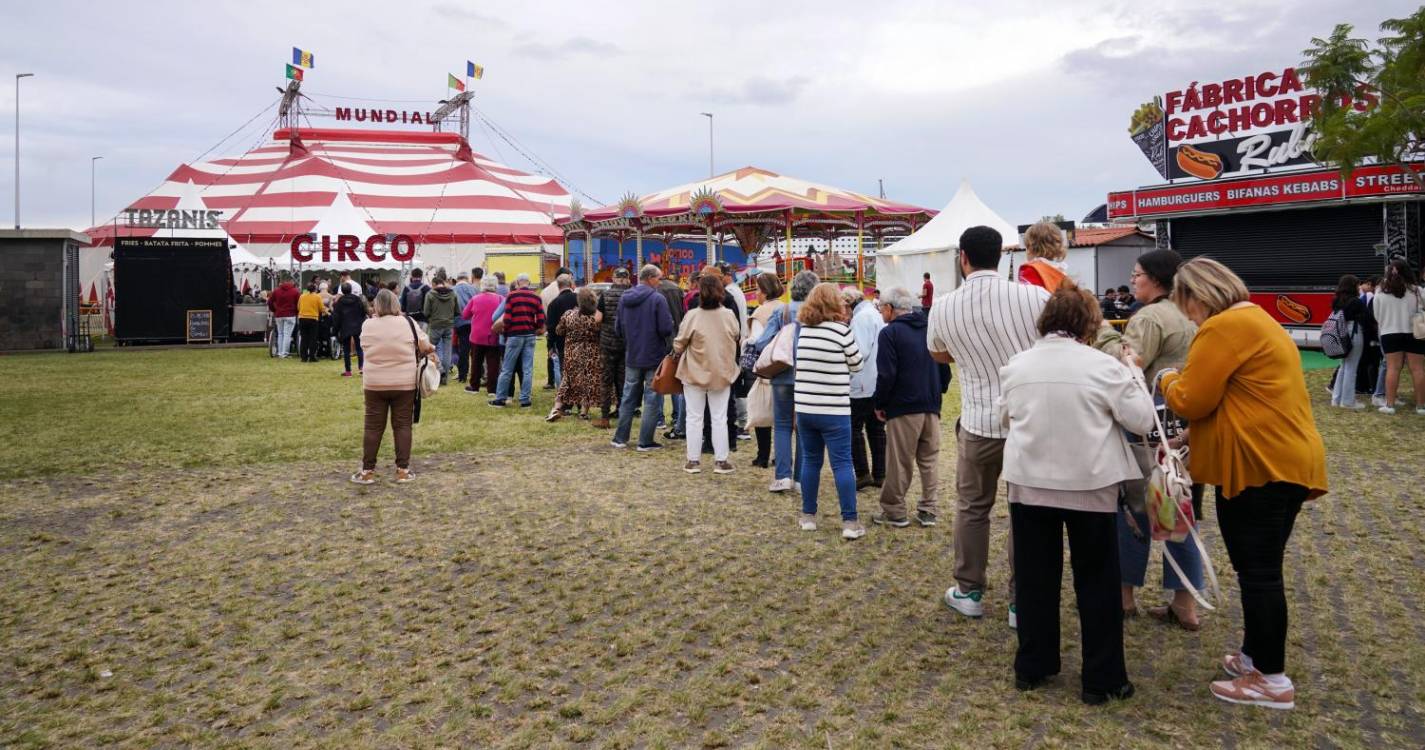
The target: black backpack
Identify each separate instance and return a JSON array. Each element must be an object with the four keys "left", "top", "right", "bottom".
[{"left": 402, "top": 283, "right": 428, "bottom": 314}]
